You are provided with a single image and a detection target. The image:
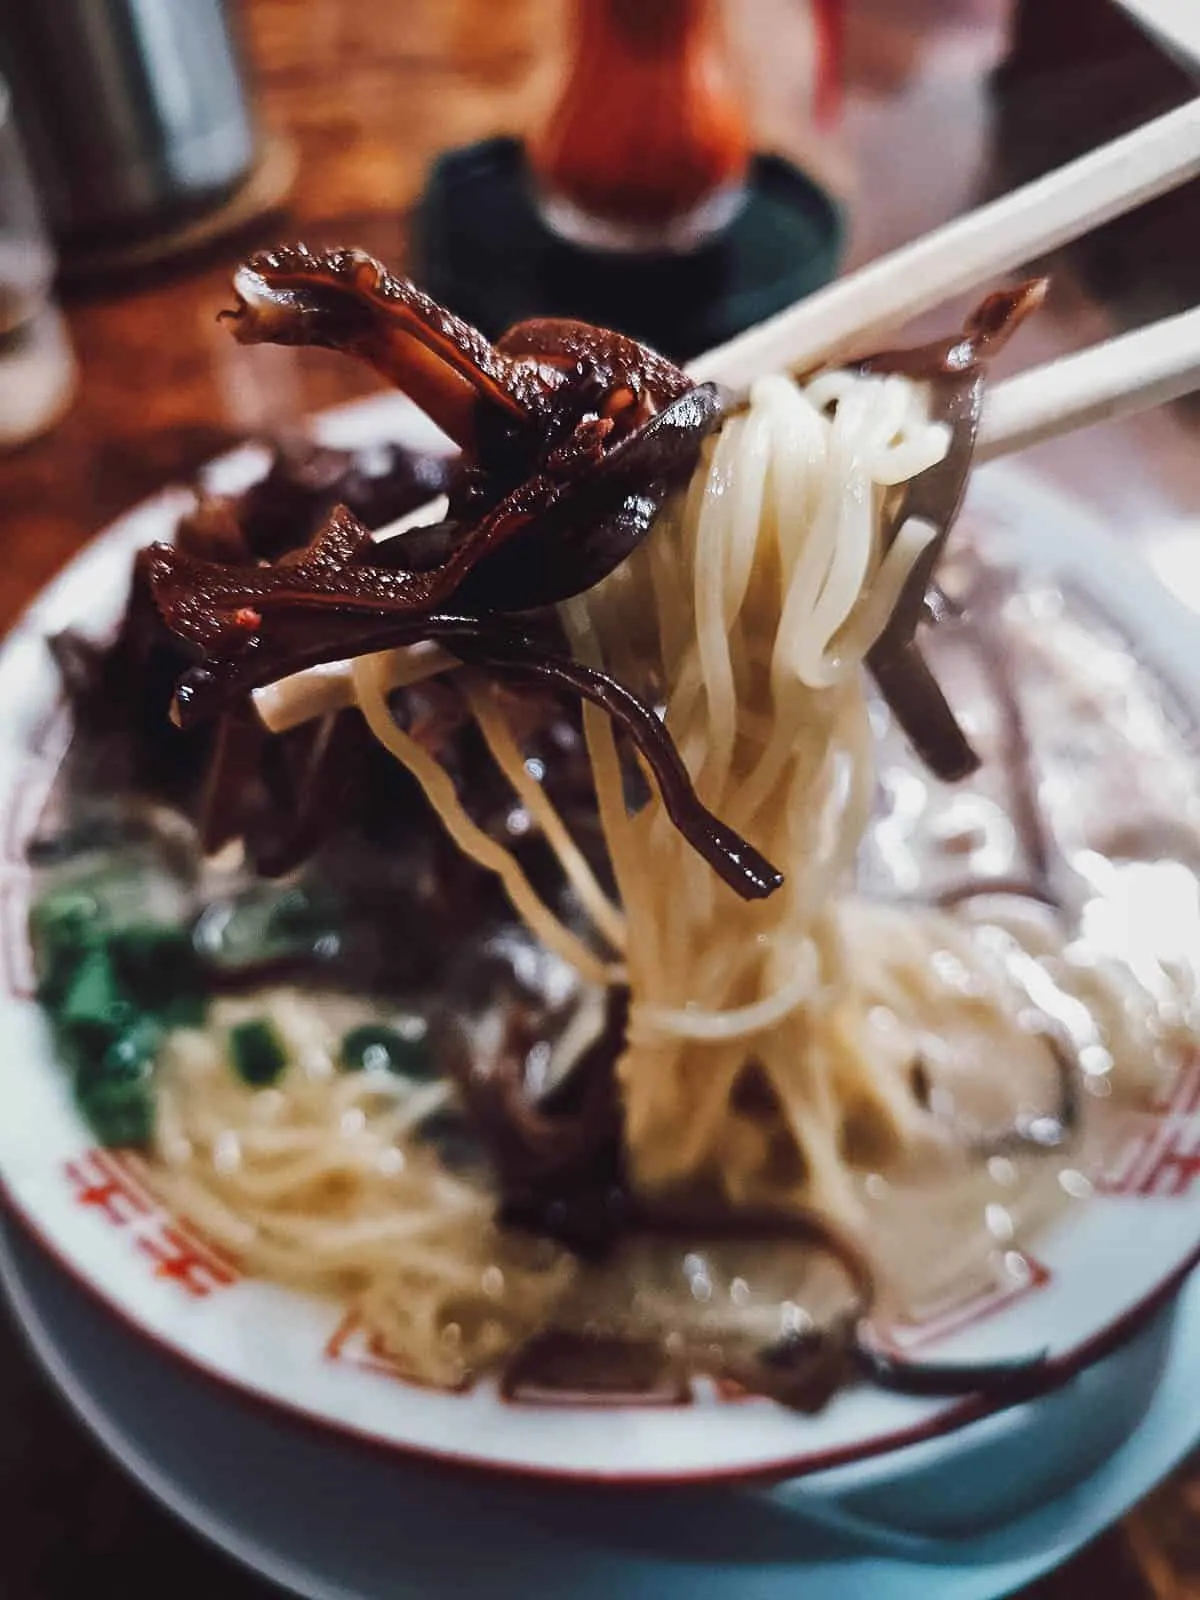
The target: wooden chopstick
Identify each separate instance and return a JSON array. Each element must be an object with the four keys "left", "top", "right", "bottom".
[
  {"left": 688, "top": 98, "right": 1200, "bottom": 392},
  {"left": 976, "top": 304, "right": 1200, "bottom": 462}
]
